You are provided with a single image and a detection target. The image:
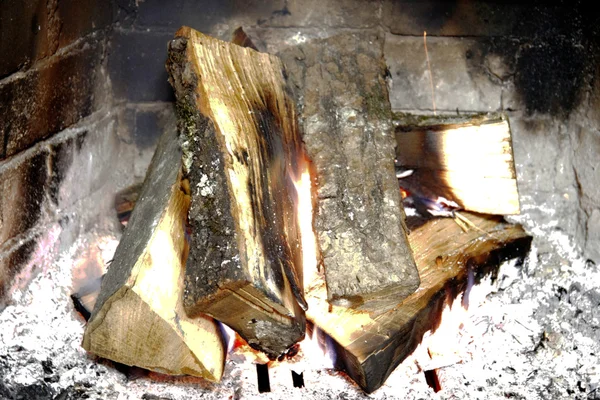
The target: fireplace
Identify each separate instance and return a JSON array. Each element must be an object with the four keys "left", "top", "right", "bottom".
[{"left": 1, "top": 1, "right": 599, "bottom": 399}]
